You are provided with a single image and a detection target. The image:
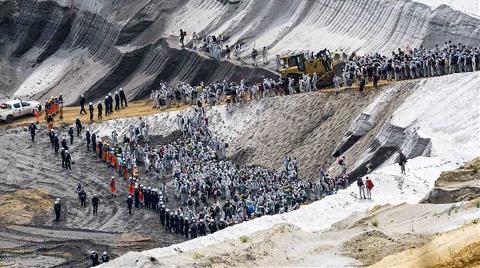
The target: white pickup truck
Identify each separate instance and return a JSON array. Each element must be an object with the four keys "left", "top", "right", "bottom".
[{"left": 0, "top": 100, "right": 42, "bottom": 123}]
